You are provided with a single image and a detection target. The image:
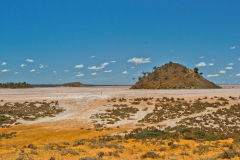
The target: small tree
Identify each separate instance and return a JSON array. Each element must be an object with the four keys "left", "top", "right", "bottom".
[
  {"left": 194, "top": 67, "right": 199, "bottom": 74},
  {"left": 194, "top": 67, "right": 203, "bottom": 76},
  {"left": 142, "top": 72, "right": 147, "bottom": 77},
  {"left": 138, "top": 76, "right": 143, "bottom": 81}
]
